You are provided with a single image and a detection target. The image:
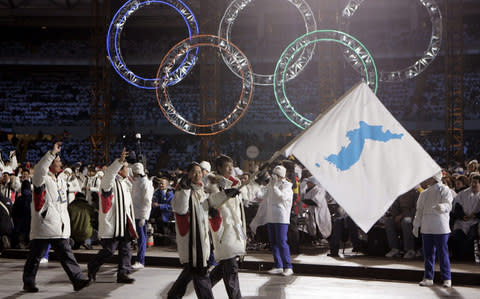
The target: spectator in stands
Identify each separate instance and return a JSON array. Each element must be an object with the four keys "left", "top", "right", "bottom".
[
  {"left": 449, "top": 174, "right": 480, "bottom": 262},
  {"left": 413, "top": 172, "right": 453, "bottom": 288},
  {"left": 254, "top": 165, "right": 294, "bottom": 276},
  {"left": 83, "top": 166, "right": 101, "bottom": 206},
  {"left": 1, "top": 166, "right": 20, "bottom": 203},
  {"left": 88, "top": 148, "right": 137, "bottom": 284},
  {"left": 384, "top": 188, "right": 419, "bottom": 259},
  {"left": 208, "top": 154, "right": 245, "bottom": 298},
  {"left": 22, "top": 142, "right": 90, "bottom": 293},
  {"left": 454, "top": 175, "right": 469, "bottom": 193},
  {"left": 467, "top": 160, "right": 478, "bottom": 176},
  {"left": 131, "top": 163, "right": 153, "bottom": 270},
  {"left": 151, "top": 177, "right": 174, "bottom": 238},
  {"left": 327, "top": 207, "right": 361, "bottom": 257},
  {"left": 68, "top": 192, "right": 94, "bottom": 250},
  {"left": 167, "top": 162, "right": 214, "bottom": 299}
]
